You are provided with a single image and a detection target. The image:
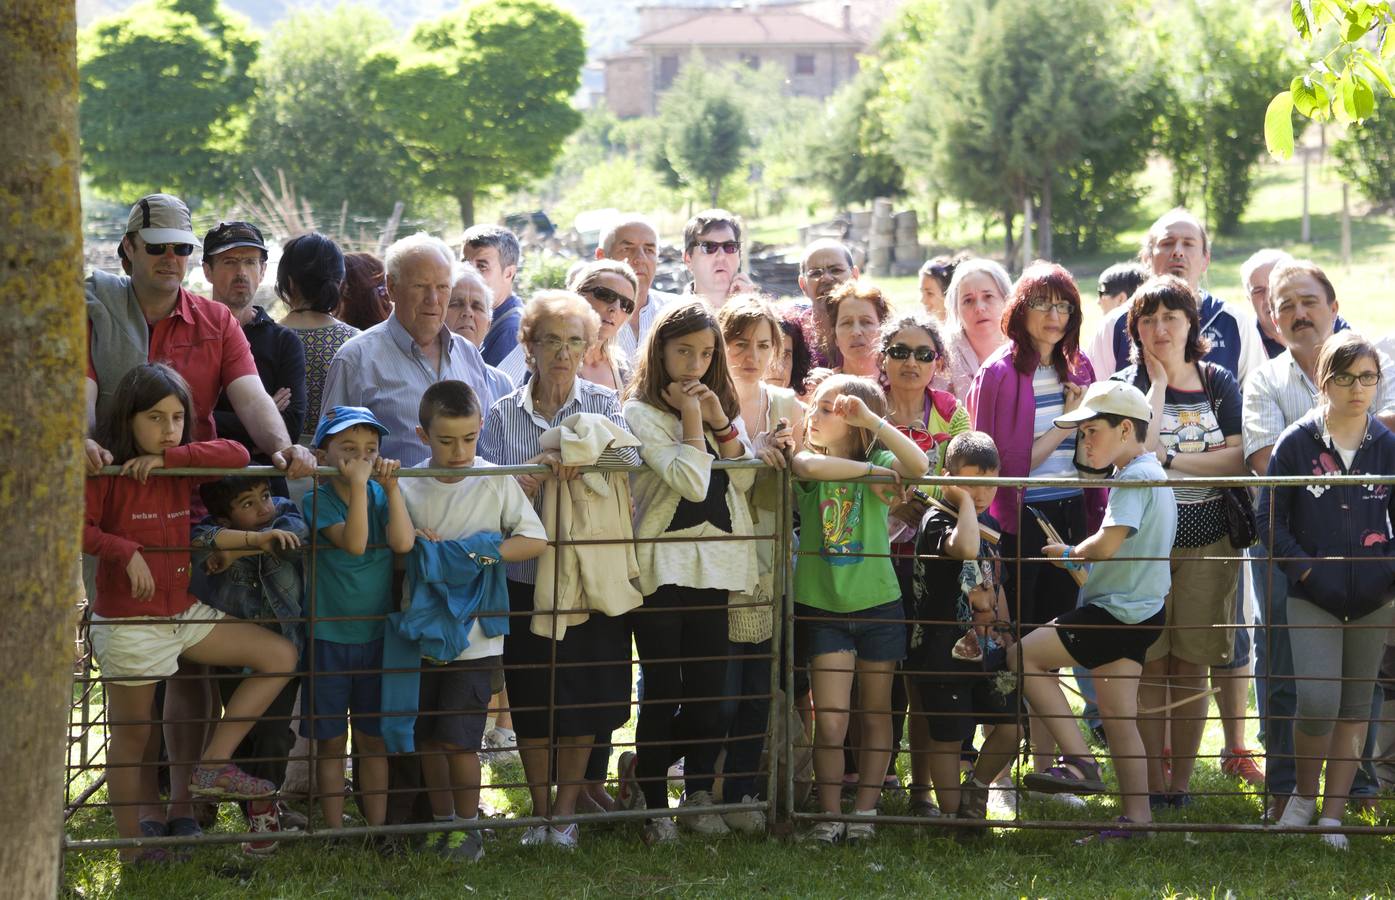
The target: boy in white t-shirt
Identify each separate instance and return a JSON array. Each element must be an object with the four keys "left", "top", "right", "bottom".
[{"left": 399, "top": 380, "right": 548, "bottom": 861}]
